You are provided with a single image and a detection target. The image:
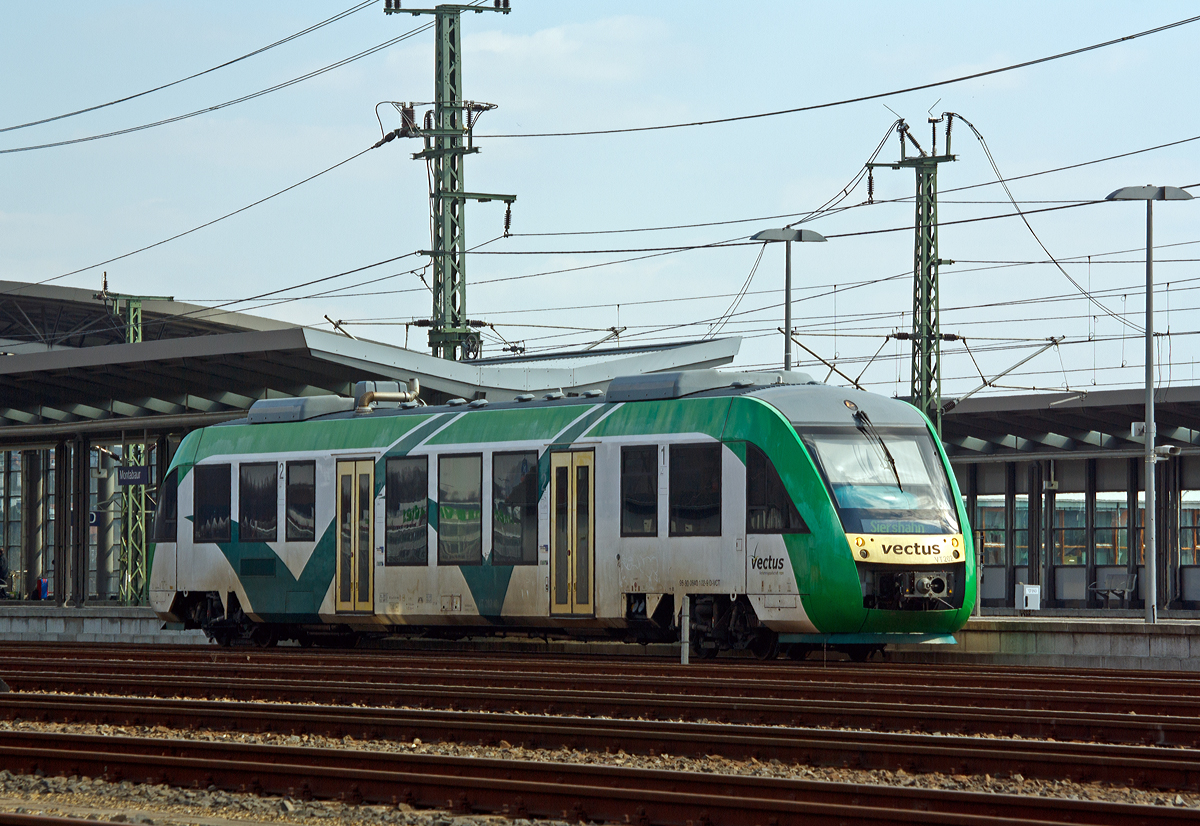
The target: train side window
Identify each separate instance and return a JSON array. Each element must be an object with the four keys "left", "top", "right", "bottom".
[
  {"left": 239, "top": 462, "right": 278, "bottom": 543},
  {"left": 669, "top": 443, "right": 722, "bottom": 537},
  {"left": 152, "top": 468, "right": 178, "bottom": 542},
  {"left": 746, "top": 443, "right": 809, "bottom": 534},
  {"left": 621, "top": 445, "right": 658, "bottom": 536},
  {"left": 386, "top": 456, "right": 428, "bottom": 565},
  {"left": 438, "top": 454, "right": 482, "bottom": 565},
  {"left": 493, "top": 451, "right": 538, "bottom": 565},
  {"left": 285, "top": 461, "right": 316, "bottom": 542},
  {"left": 193, "top": 463, "right": 232, "bottom": 543}
]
